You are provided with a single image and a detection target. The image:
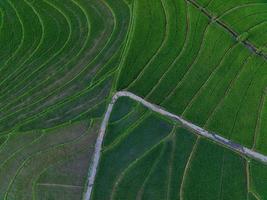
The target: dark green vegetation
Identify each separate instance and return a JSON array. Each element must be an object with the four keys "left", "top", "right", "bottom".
[
  {"left": 0, "top": 0, "right": 130, "bottom": 199},
  {"left": 0, "top": 120, "right": 98, "bottom": 199},
  {"left": 92, "top": 97, "right": 267, "bottom": 200},
  {"left": 2, "top": 0, "right": 267, "bottom": 199}
]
